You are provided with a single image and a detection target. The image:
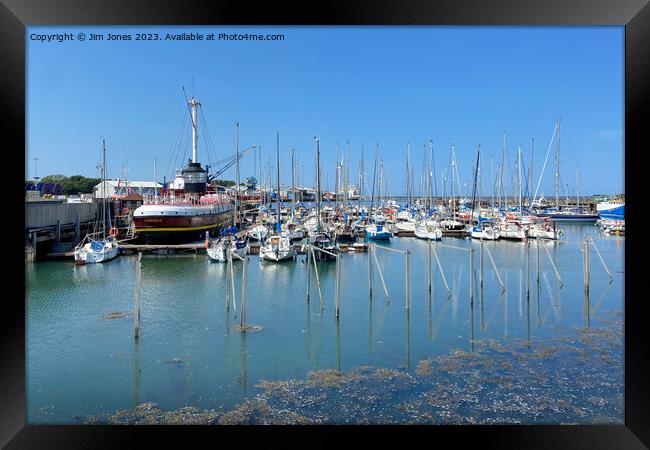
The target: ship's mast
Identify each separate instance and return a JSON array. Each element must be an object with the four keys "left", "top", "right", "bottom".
[{"left": 189, "top": 97, "right": 200, "bottom": 164}]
